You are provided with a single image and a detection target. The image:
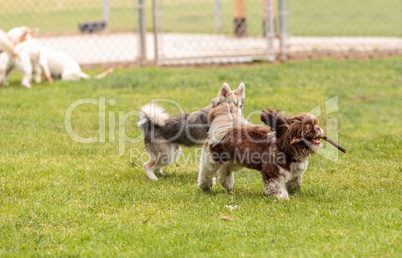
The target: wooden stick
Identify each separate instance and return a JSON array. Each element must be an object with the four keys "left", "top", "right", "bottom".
[{"left": 321, "top": 136, "right": 346, "bottom": 153}]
